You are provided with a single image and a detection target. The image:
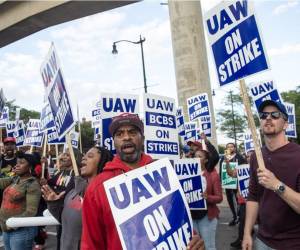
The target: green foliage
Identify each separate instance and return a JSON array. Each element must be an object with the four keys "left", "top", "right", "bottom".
[
  {"left": 216, "top": 90, "right": 259, "bottom": 146},
  {"left": 281, "top": 86, "right": 300, "bottom": 143},
  {"left": 218, "top": 144, "right": 225, "bottom": 154},
  {"left": 4, "top": 100, "right": 39, "bottom": 123},
  {"left": 76, "top": 120, "right": 94, "bottom": 152}
]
